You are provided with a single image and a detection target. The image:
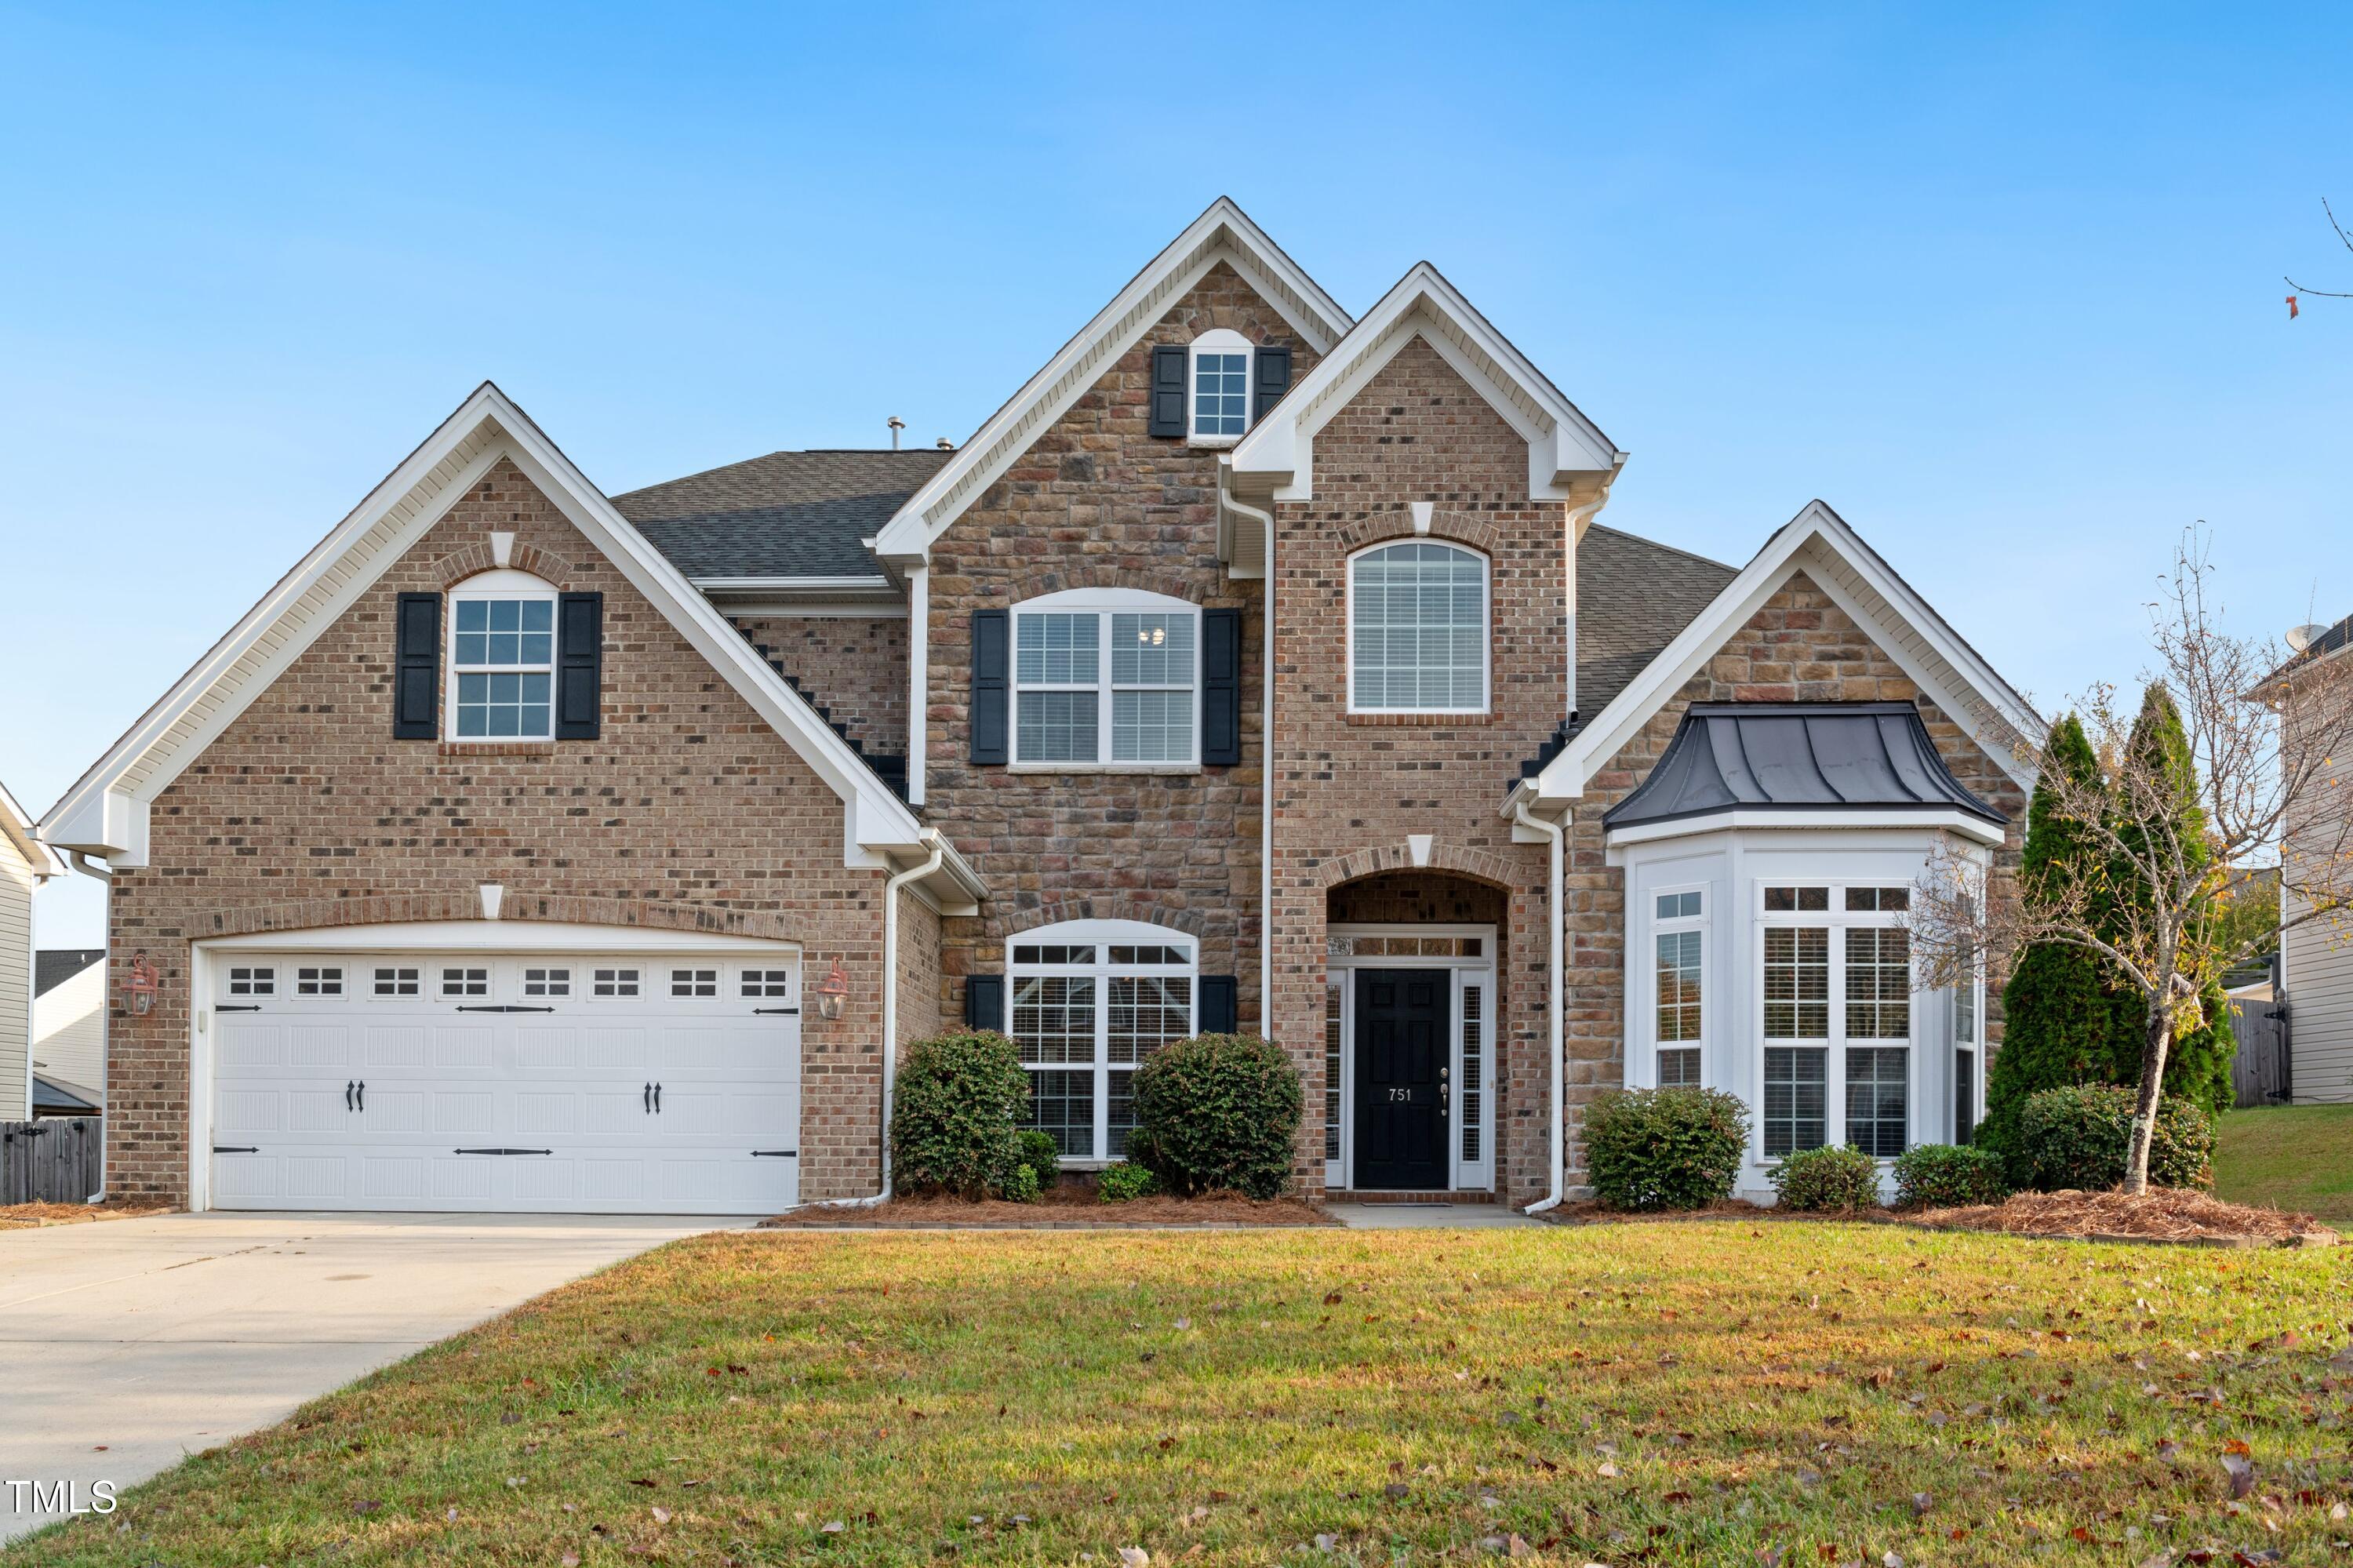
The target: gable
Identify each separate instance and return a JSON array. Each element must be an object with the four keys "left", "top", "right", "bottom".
[
  {"left": 871, "top": 198, "right": 1351, "bottom": 565},
  {"left": 1230, "top": 261, "right": 1620, "bottom": 504},
  {"left": 40, "top": 384, "right": 980, "bottom": 906},
  {"left": 1522, "top": 501, "right": 2039, "bottom": 808}
]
